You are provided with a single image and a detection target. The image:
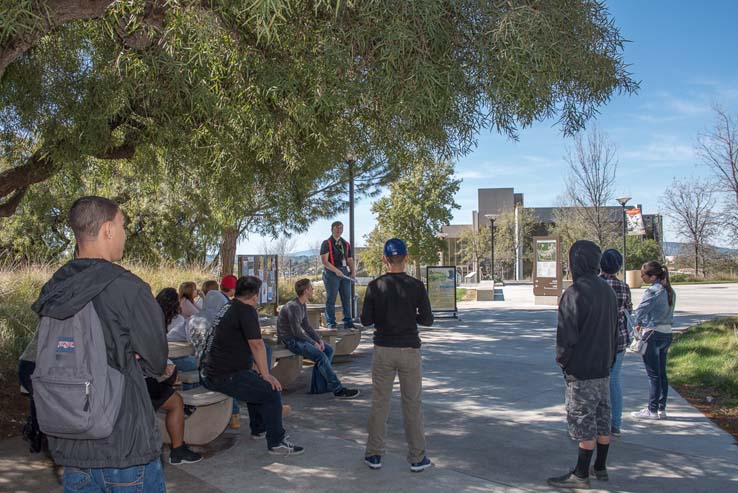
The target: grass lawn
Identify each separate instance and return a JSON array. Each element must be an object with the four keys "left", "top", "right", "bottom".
[{"left": 668, "top": 317, "right": 738, "bottom": 440}]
